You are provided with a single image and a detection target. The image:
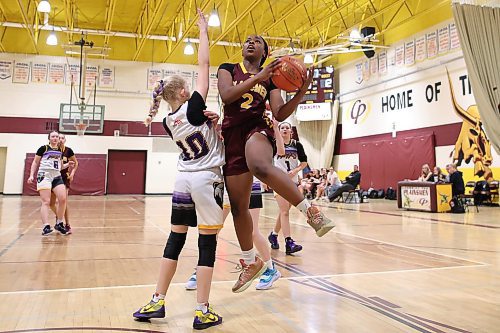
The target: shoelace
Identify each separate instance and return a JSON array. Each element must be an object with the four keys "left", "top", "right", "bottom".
[{"left": 231, "top": 263, "right": 246, "bottom": 274}]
